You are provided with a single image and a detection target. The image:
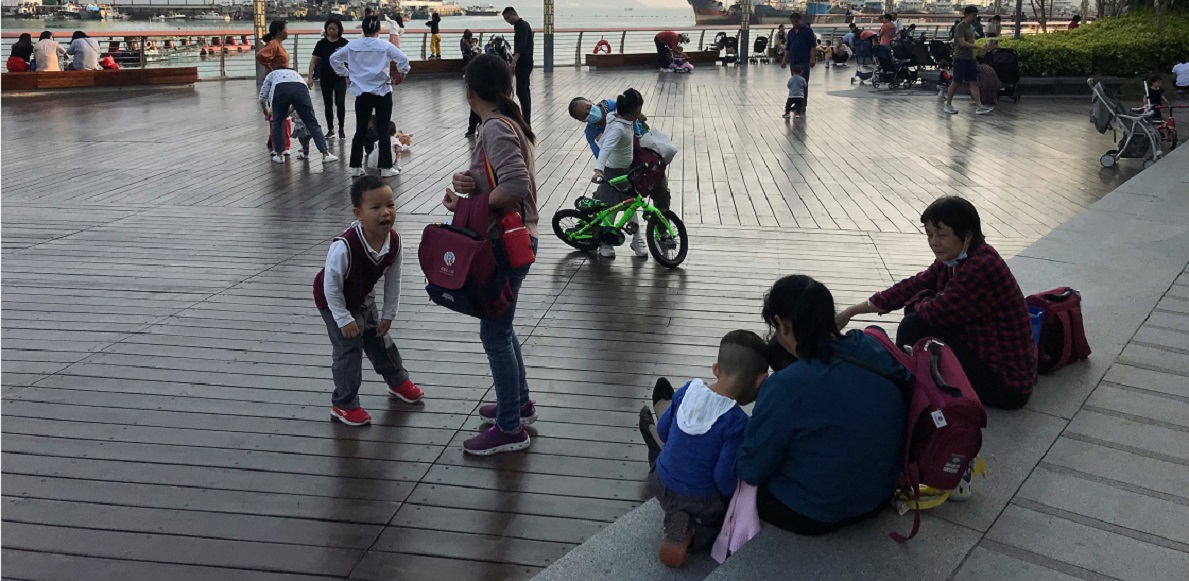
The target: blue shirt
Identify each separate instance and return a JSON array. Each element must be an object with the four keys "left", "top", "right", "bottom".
[
  {"left": 656, "top": 381, "right": 748, "bottom": 499},
  {"left": 785, "top": 24, "right": 816, "bottom": 65},
  {"left": 584, "top": 99, "right": 646, "bottom": 158},
  {"left": 735, "top": 330, "right": 907, "bottom": 523}
]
